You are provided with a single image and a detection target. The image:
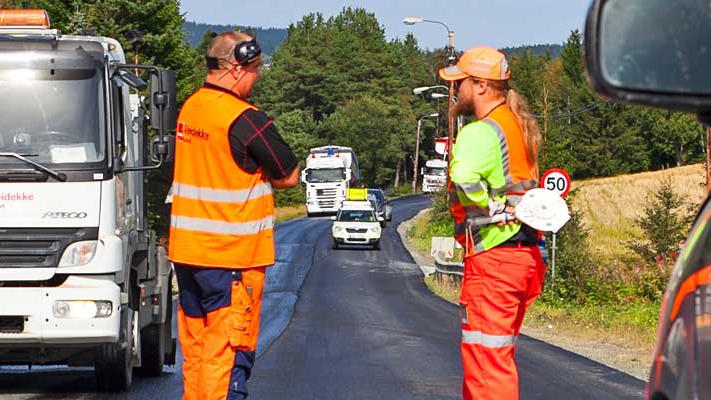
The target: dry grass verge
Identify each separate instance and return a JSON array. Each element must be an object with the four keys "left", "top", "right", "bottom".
[
  {"left": 275, "top": 204, "right": 306, "bottom": 223},
  {"left": 575, "top": 163, "right": 705, "bottom": 264}
]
